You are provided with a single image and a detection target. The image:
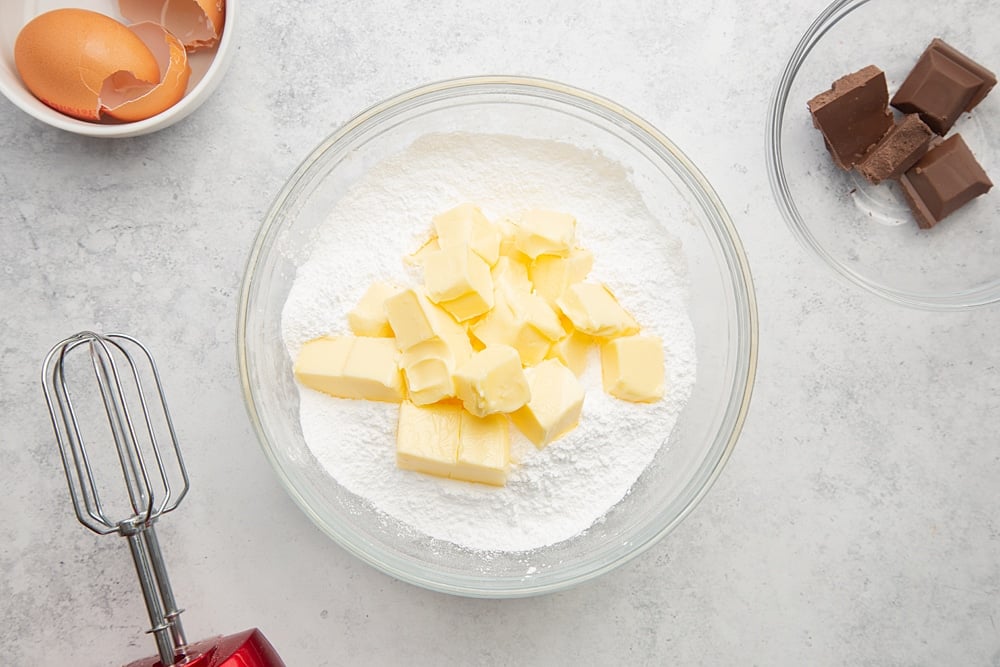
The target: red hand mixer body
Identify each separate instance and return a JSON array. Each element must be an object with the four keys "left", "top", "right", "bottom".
[{"left": 42, "top": 332, "right": 285, "bottom": 667}]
